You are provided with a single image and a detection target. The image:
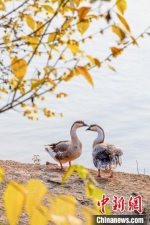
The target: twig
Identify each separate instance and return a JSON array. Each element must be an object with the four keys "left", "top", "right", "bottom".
[{"left": 136, "top": 160, "right": 140, "bottom": 175}]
